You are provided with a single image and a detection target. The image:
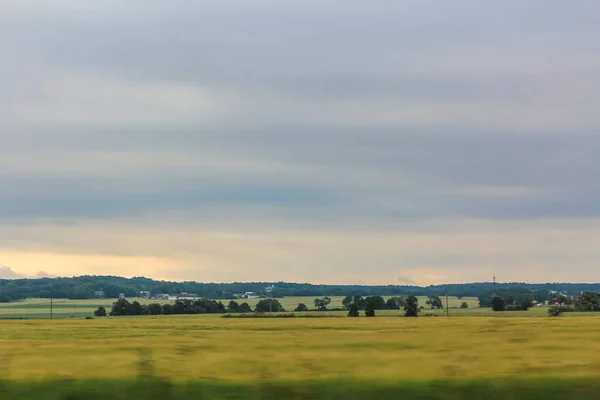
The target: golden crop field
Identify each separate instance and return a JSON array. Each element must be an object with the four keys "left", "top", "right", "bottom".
[
  {"left": 1, "top": 316, "right": 599, "bottom": 382},
  {"left": 1, "top": 315, "right": 600, "bottom": 399}
]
